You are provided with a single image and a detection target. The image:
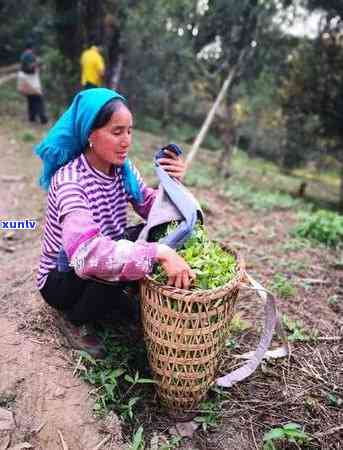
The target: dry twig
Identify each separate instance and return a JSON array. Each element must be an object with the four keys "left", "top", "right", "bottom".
[
  {"left": 250, "top": 420, "right": 259, "bottom": 450},
  {"left": 72, "top": 354, "right": 83, "bottom": 377},
  {"left": 57, "top": 430, "right": 68, "bottom": 450},
  {"left": 314, "top": 424, "right": 343, "bottom": 438},
  {"left": 92, "top": 435, "right": 111, "bottom": 450}
]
